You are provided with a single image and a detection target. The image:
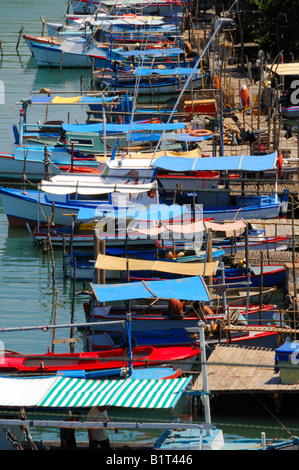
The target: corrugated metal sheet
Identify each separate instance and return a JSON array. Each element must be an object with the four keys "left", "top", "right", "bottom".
[{"left": 0, "top": 376, "right": 192, "bottom": 409}]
